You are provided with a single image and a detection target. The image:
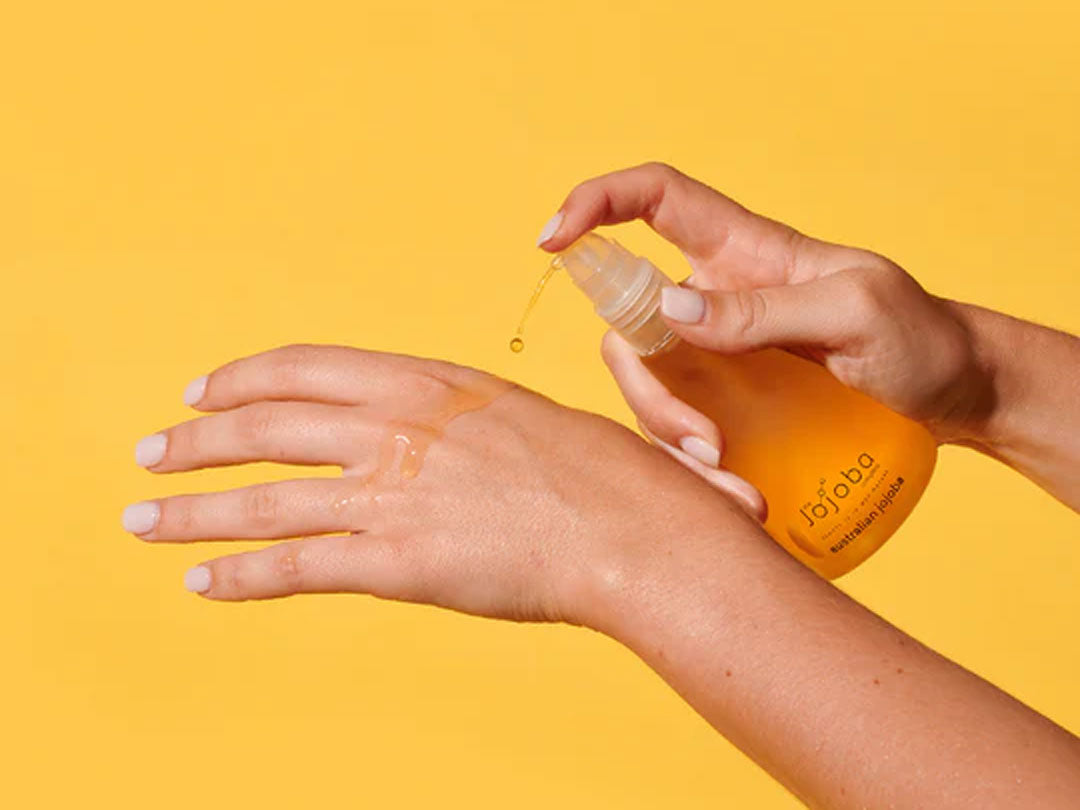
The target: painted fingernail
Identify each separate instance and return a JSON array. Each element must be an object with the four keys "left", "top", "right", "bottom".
[
  {"left": 182, "top": 375, "right": 208, "bottom": 406},
  {"left": 679, "top": 436, "right": 720, "bottom": 468},
  {"left": 135, "top": 433, "right": 167, "bottom": 467},
  {"left": 122, "top": 501, "right": 160, "bottom": 535},
  {"left": 536, "top": 211, "right": 564, "bottom": 246},
  {"left": 184, "top": 566, "right": 212, "bottom": 593},
  {"left": 661, "top": 286, "right": 706, "bottom": 323}
]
